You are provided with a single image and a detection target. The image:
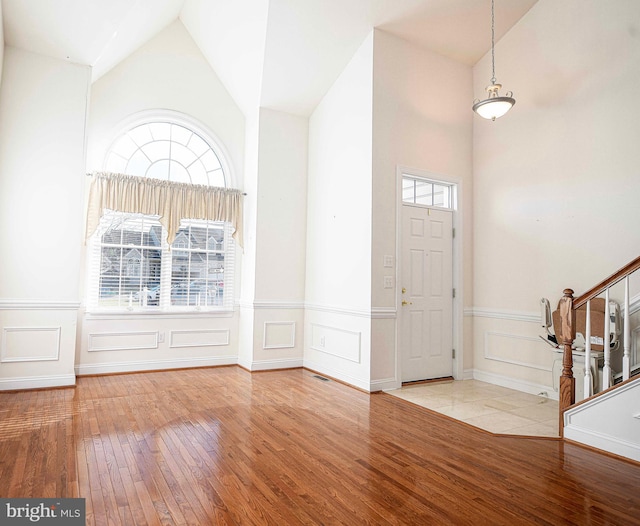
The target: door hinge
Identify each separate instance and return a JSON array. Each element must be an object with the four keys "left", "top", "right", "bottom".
[
  {"left": 452, "top": 348, "right": 456, "bottom": 359},
  {"left": 452, "top": 227, "right": 456, "bottom": 238},
  {"left": 452, "top": 288, "right": 456, "bottom": 298}
]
